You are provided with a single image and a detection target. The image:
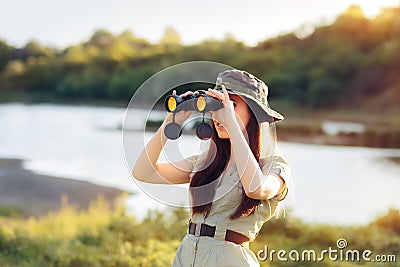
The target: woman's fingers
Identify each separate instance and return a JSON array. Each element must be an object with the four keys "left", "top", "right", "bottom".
[
  {"left": 207, "top": 87, "right": 233, "bottom": 110},
  {"left": 221, "top": 85, "right": 230, "bottom": 101},
  {"left": 180, "top": 90, "right": 193, "bottom": 98},
  {"left": 206, "top": 88, "right": 224, "bottom": 101}
]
